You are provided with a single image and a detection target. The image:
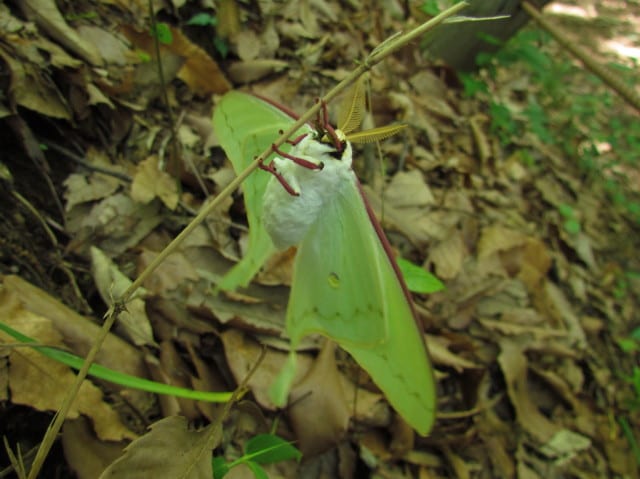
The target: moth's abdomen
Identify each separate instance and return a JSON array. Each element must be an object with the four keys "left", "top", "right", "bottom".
[{"left": 262, "top": 138, "right": 355, "bottom": 249}]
